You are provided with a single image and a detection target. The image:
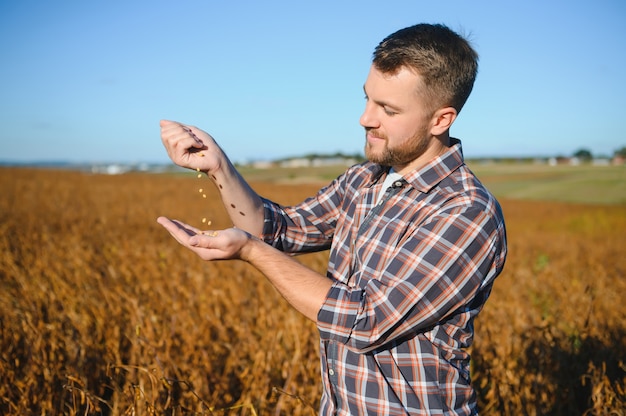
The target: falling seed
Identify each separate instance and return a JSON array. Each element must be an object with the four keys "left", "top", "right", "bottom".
[
  {"left": 196, "top": 167, "right": 200, "bottom": 172},
  {"left": 199, "top": 153, "right": 205, "bottom": 157},
  {"left": 197, "top": 173, "right": 202, "bottom": 178},
  {"left": 202, "top": 218, "right": 207, "bottom": 223},
  {"left": 207, "top": 220, "right": 212, "bottom": 226},
  {"left": 198, "top": 188, "right": 203, "bottom": 192},
  {"left": 202, "top": 194, "right": 207, "bottom": 198}
]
